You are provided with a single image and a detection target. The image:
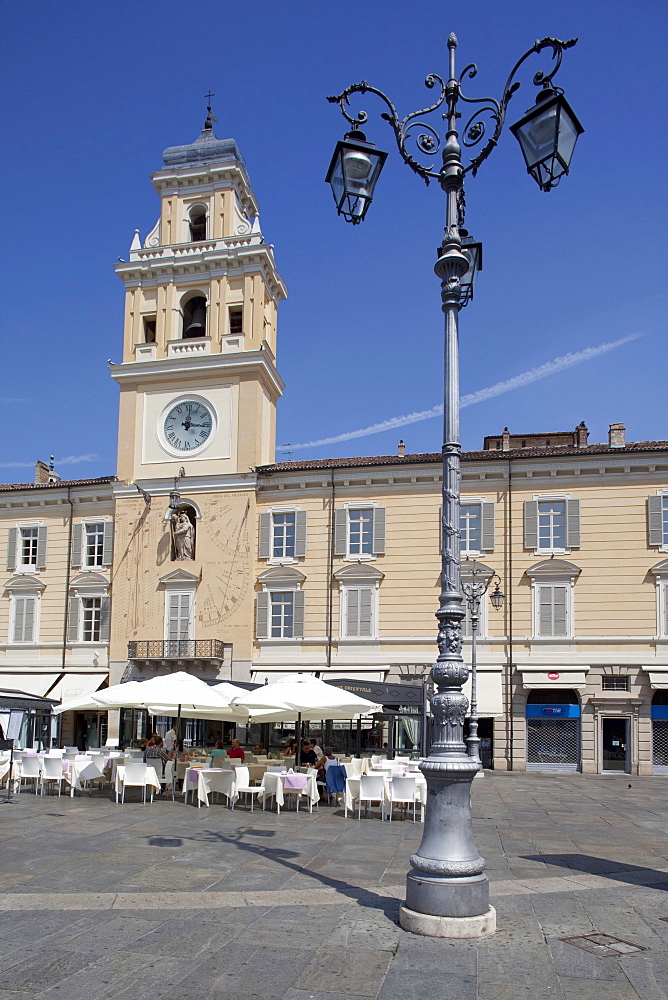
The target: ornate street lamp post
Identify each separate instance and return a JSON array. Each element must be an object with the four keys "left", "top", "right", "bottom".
[
  {"left": 462, "top": 560, "right": 504, "bottom": 763},
  {"left": 327, "top": 33, "right": 581, "bottom": 938}
]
